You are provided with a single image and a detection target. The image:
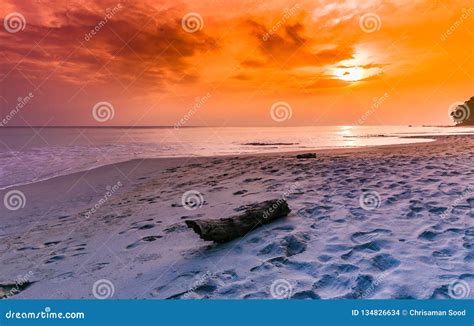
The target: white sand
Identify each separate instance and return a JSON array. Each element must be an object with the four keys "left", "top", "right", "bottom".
[{"left": 1, "top": 135, "right": 473, "bottom": 299}]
